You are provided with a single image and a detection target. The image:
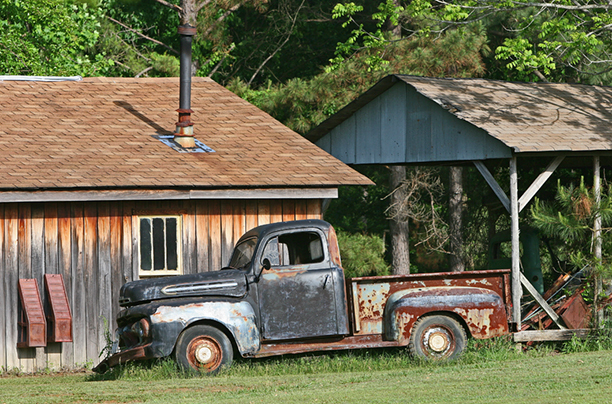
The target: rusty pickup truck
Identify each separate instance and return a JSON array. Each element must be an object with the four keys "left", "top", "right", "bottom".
[{"left": 94, "top": 219, "right": 511, "bottom": 373}]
